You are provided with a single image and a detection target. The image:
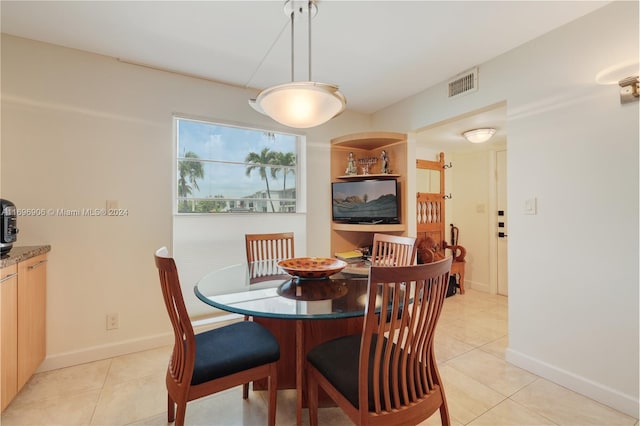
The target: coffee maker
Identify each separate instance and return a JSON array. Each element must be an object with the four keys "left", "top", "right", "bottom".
[{"left": 1, "top": 199, "right": 18, "bottom": 255}]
